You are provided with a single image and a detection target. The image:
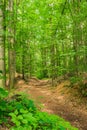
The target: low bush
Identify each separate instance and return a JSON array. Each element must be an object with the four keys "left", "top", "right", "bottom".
[
  {"left": 79, "top": 81, "right": 87, "bottom": 97},
  {"left": 0, "top": 88, "right": 78, "bottom": 130}
]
